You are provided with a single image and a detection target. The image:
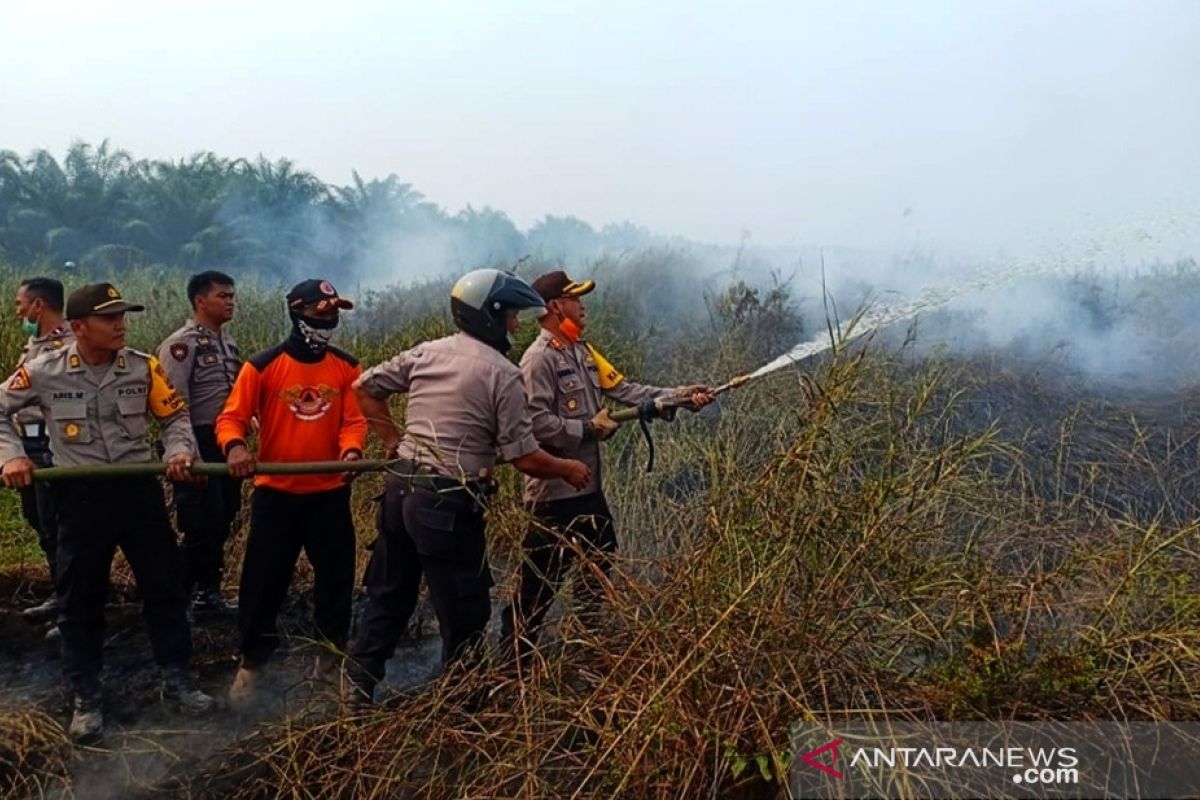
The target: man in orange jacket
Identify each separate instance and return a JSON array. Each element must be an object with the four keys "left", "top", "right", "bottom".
[{"left": 216, "top": 279, "right": 367, "bottom": 709}]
